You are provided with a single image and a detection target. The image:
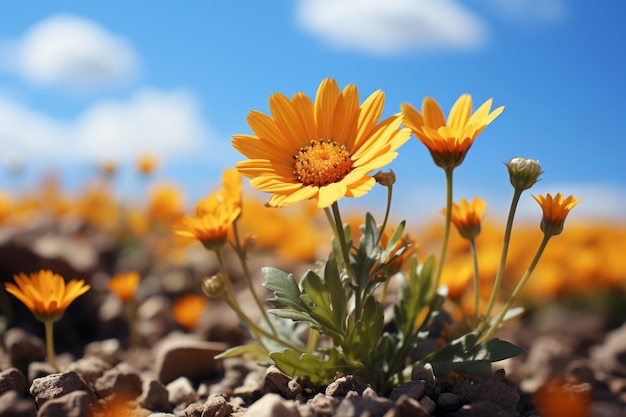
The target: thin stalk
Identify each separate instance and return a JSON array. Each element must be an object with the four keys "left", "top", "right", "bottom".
[
  {"left": 44, "top": 319, "right": 59, "bottom": 372},
  {"left": 375, "top": 183, "right": 394, "bottom": 246},
  {"left": 231, "top": 220, "right": 277, "bottom": 336},
  {"left": 478, "top": 188, "right": 523, "bottom": 331},
  {"left": 214, "top": 248, "right": 304, "bottom": 354},
  {"left": 307, "top": 329, "right": 320, "bottom": 354},
  {"left": 478, "top": 234, "right": 551, "bottom": 344},
  {"left": 434, "top": 168, "right": 454, "bottom": 288},
  {"left": 330, "top": 202, "right": 359, "bottom": 320},
  {"left": 124, "top": 299, "right": 140, "bottom": 347},
  {"left": 469, "top": 237, "right": 480, "bottom": 322}
]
